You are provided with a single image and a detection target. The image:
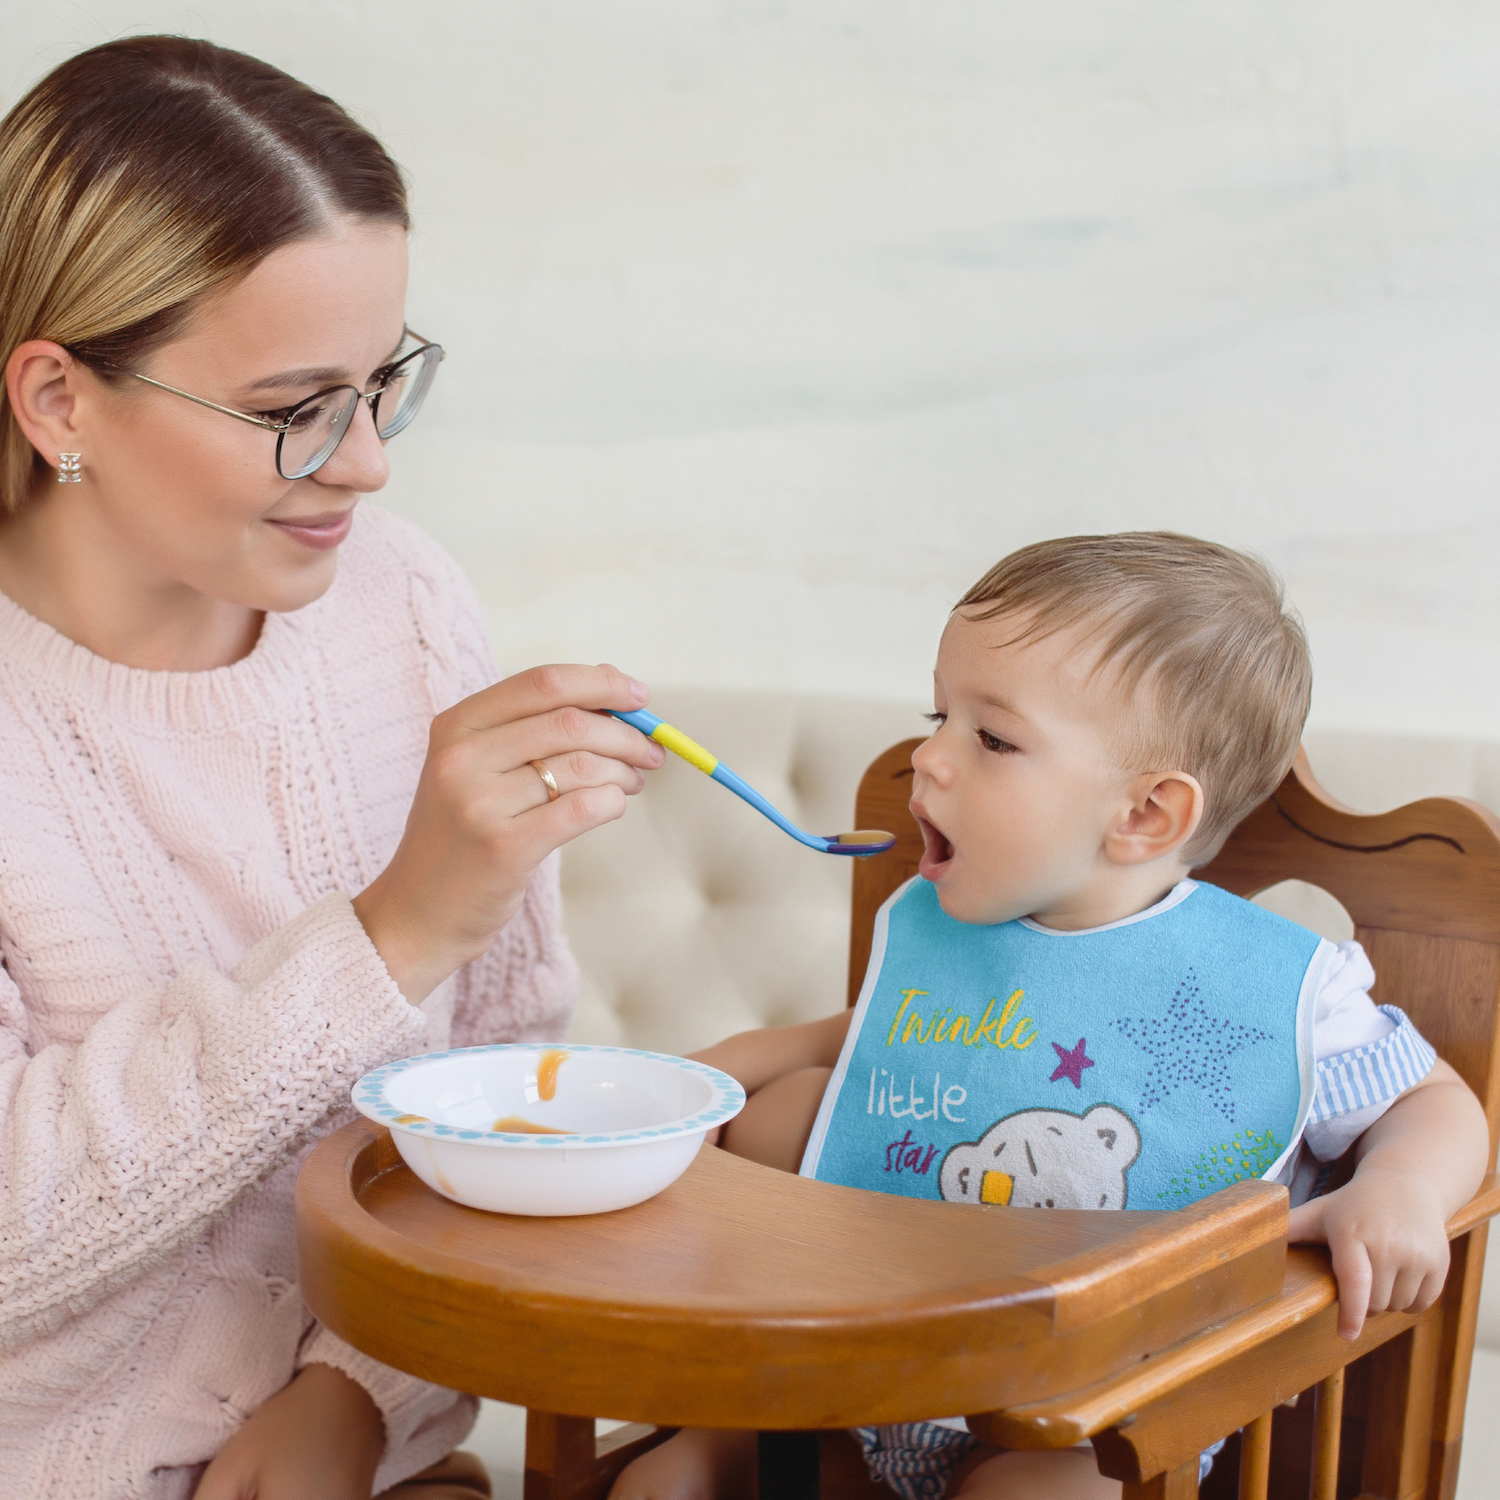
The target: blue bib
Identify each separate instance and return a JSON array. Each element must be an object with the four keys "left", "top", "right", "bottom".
[{"left": 800, "top": 879, "right": 1320, "bottom": 1210}]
